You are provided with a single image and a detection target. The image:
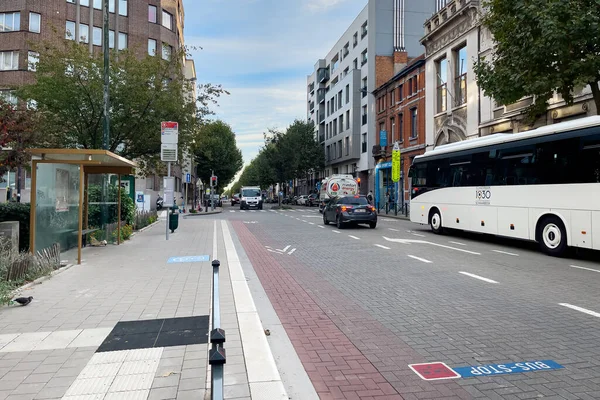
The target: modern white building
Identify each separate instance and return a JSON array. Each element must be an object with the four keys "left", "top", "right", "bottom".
[
  {"left": 421, "top": 0, "right": 598, "bottom": 150},
  {"left": 306, "top": 0, "right": 436, "bottom": 193}
]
